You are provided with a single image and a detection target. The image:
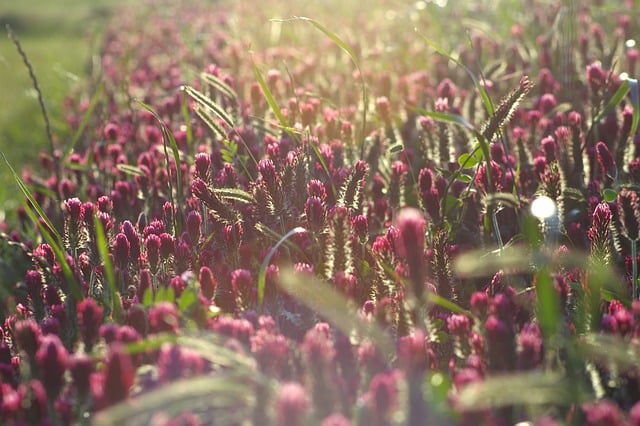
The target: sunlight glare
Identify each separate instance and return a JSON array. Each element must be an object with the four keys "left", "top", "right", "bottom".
[{"left": 531, "top": 196, "right": 557, "bottom": 220}]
